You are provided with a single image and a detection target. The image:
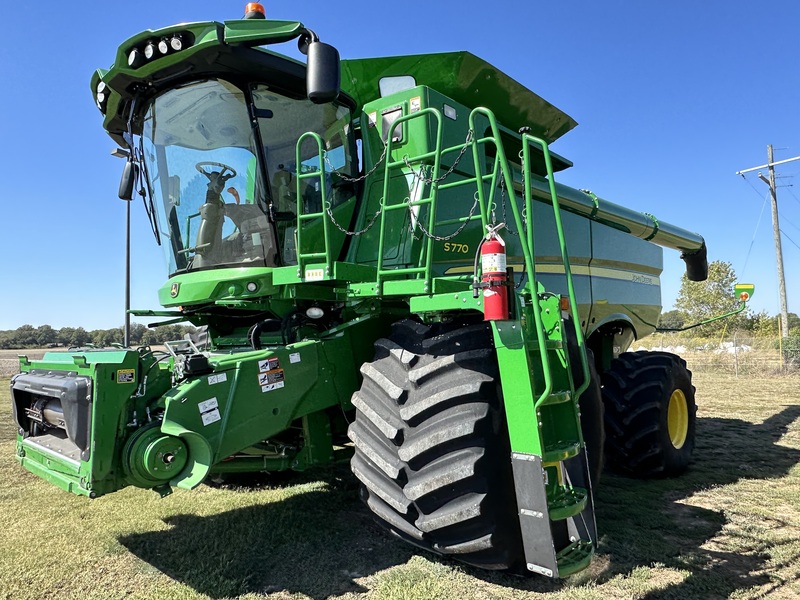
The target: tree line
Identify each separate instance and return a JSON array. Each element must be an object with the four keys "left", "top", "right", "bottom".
[
  {"left": 0, "top": 323, "right": 197, "bottom": 350},
  {"left": 658, "top": 260, "right": 798, "bottom": 337},
  {"left": 1, "top": 261, "right": 793, "bottom": 349}
]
